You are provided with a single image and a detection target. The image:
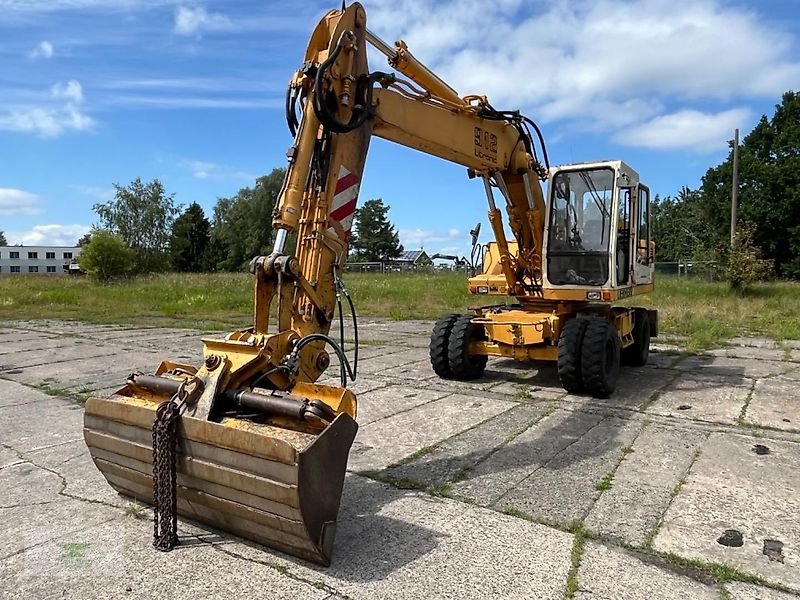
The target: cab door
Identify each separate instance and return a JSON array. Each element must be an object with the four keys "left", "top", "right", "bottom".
[{"left": 633, "top": 184, "right": 653, "bottom": 284}]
